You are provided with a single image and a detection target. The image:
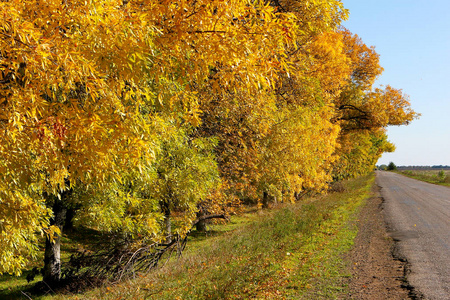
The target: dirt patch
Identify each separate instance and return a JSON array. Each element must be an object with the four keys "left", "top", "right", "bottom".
[{"left": 343, "top": 188, "right": 411, "bottom": 299}]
